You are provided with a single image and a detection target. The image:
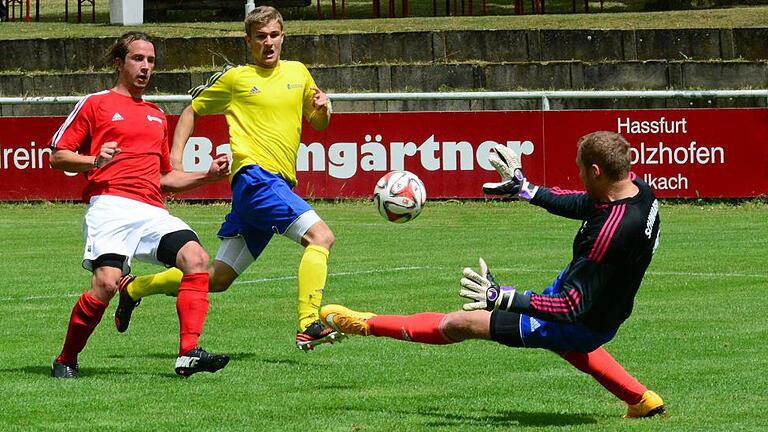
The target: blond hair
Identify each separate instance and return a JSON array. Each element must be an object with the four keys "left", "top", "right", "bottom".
[{"left": 245, "top": 6, "right": 283, "bottom": 36}]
